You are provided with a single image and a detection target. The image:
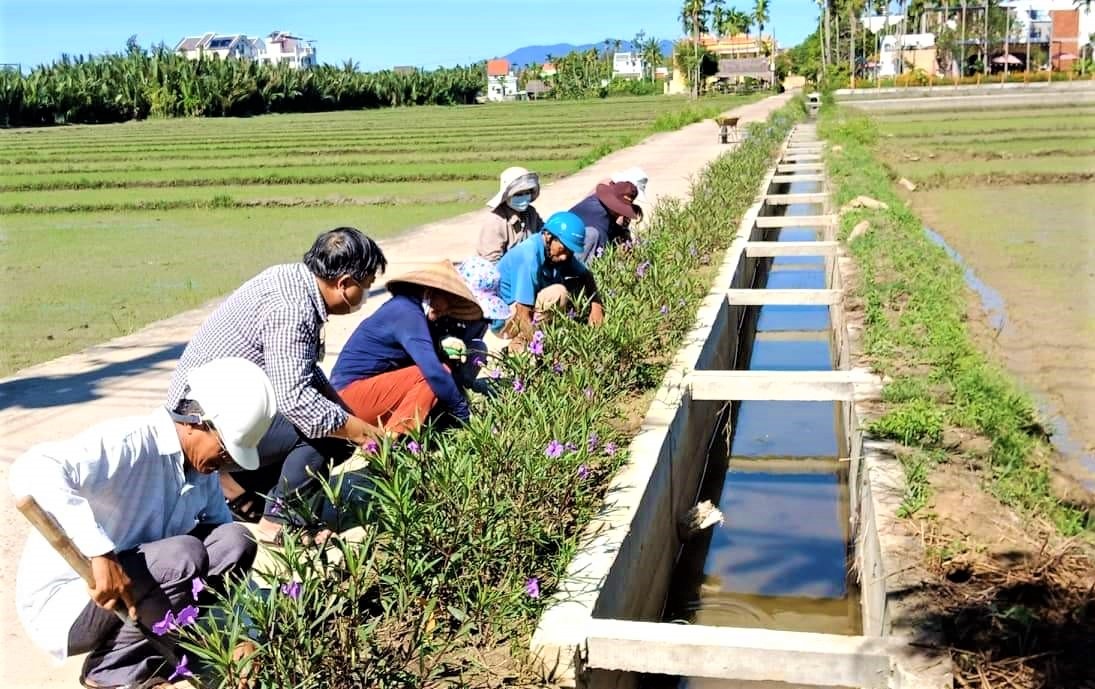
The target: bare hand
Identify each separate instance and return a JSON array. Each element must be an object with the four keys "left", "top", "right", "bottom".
[
  {"left": 232, "top": 639, "right": 258, "bottom": 689},
  {"left": 89, "top": 553, "right": 138, "bottom": 619},
  {"left": 588, "top": 302, "right": 605, "bottom": 327}
]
